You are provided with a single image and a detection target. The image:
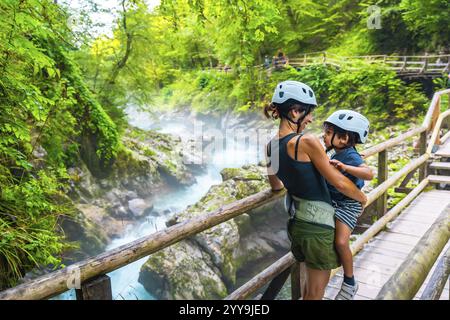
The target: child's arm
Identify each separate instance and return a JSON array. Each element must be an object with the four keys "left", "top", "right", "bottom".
[{"left": 329, "top": 159, "right": 374, "bottom": 180}]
